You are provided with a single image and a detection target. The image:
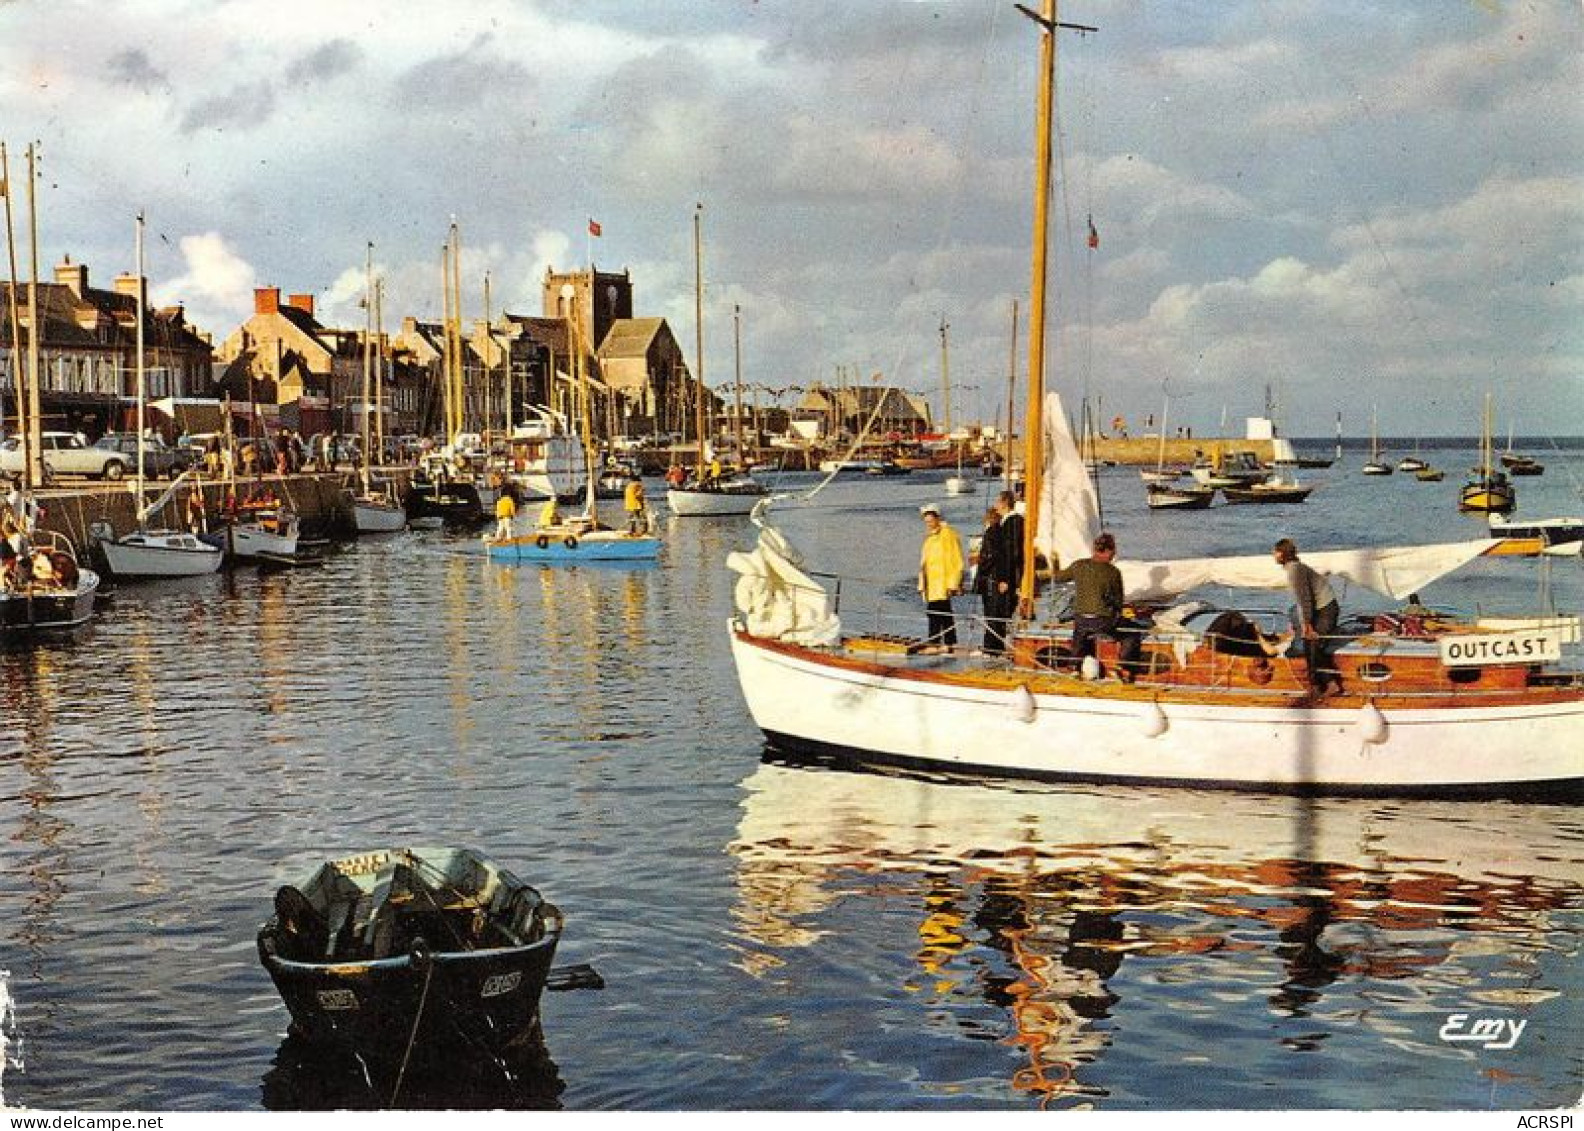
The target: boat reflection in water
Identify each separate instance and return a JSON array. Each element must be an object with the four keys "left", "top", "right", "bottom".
[
  {"left": 728, "top": 761, "right": 1584, "bottom": 1109},
  {"left": 260, "top": 1030, "right": 564, "bottom": 1111}
]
